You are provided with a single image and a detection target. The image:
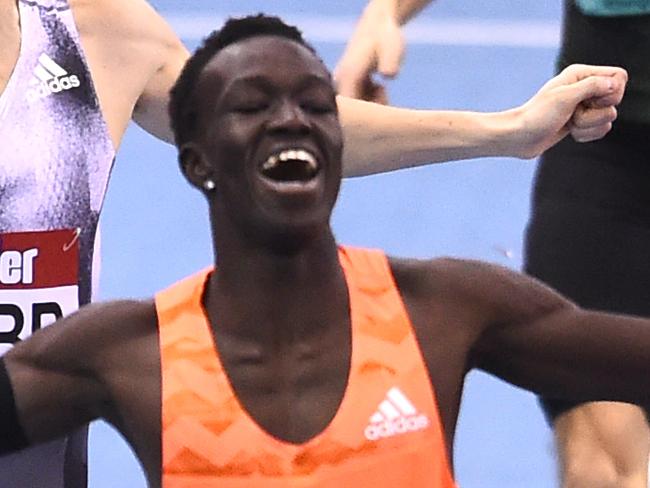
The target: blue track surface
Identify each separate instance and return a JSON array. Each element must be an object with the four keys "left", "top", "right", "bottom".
[{"left": 91, "top": 2, "right": 568, "bottom": 486}]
